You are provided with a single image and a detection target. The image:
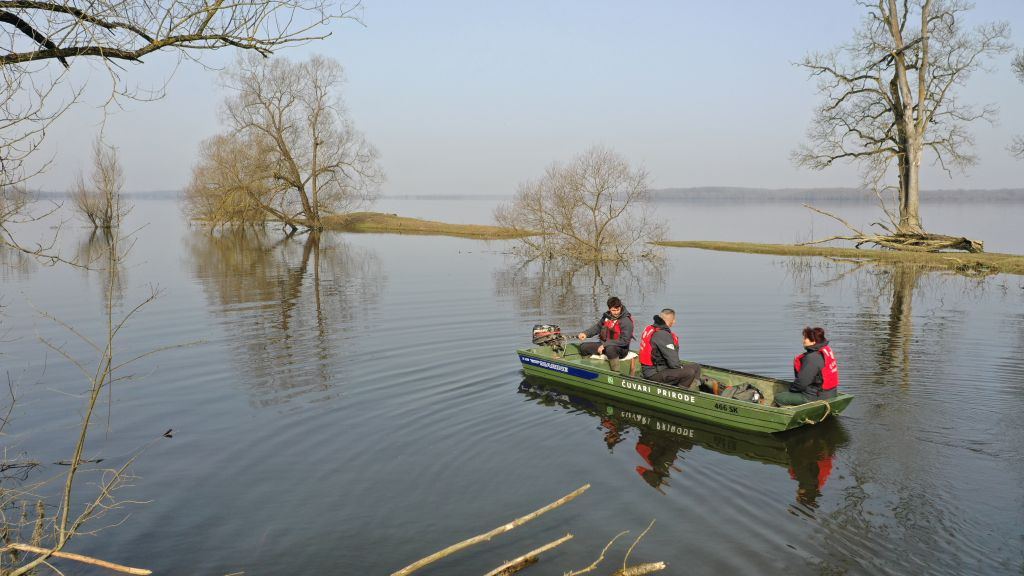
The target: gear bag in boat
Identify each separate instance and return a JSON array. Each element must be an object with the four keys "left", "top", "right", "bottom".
[{"left": 718, "top": 382, "right": 762, "bottom": 403}]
